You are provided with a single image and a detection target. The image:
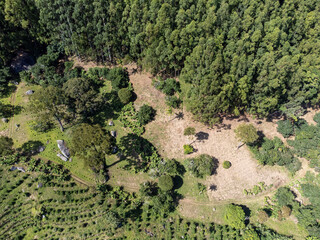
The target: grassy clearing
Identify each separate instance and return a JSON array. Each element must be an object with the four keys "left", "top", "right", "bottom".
[{"left": 264, "top": 218, "right": 308, "bottom": 240}]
